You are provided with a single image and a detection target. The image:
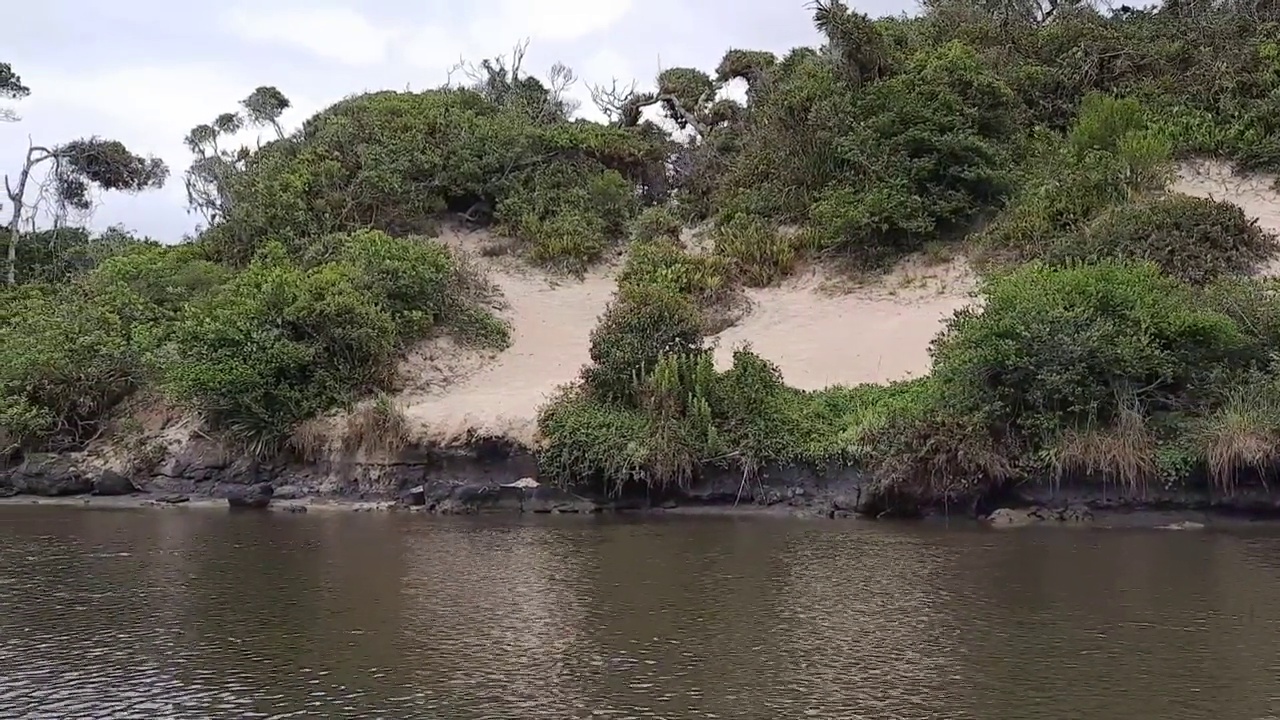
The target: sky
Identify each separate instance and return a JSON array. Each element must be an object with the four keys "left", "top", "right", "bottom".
[{"left": 0, "top": 0, "right": 912, "bottom": 241}]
